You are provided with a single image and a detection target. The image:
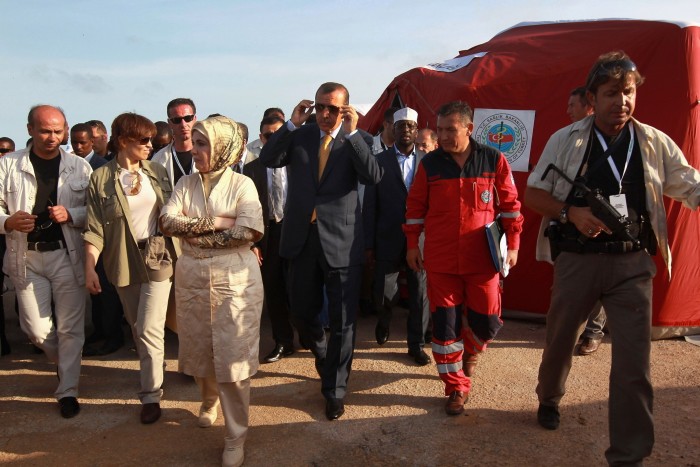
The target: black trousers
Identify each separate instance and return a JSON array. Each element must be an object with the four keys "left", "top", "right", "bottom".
[
  {"left": 90, "top": 257, "right": 124, "bottom": 347},
  {"left": 286, "top": 225, "right": 360, "bottom": 400},
  {"left": 373, "top": 258, "right": 429, "bottom": 351},
  {"left": 262, "top": 220, "right": 294, "bottom": 346}
]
